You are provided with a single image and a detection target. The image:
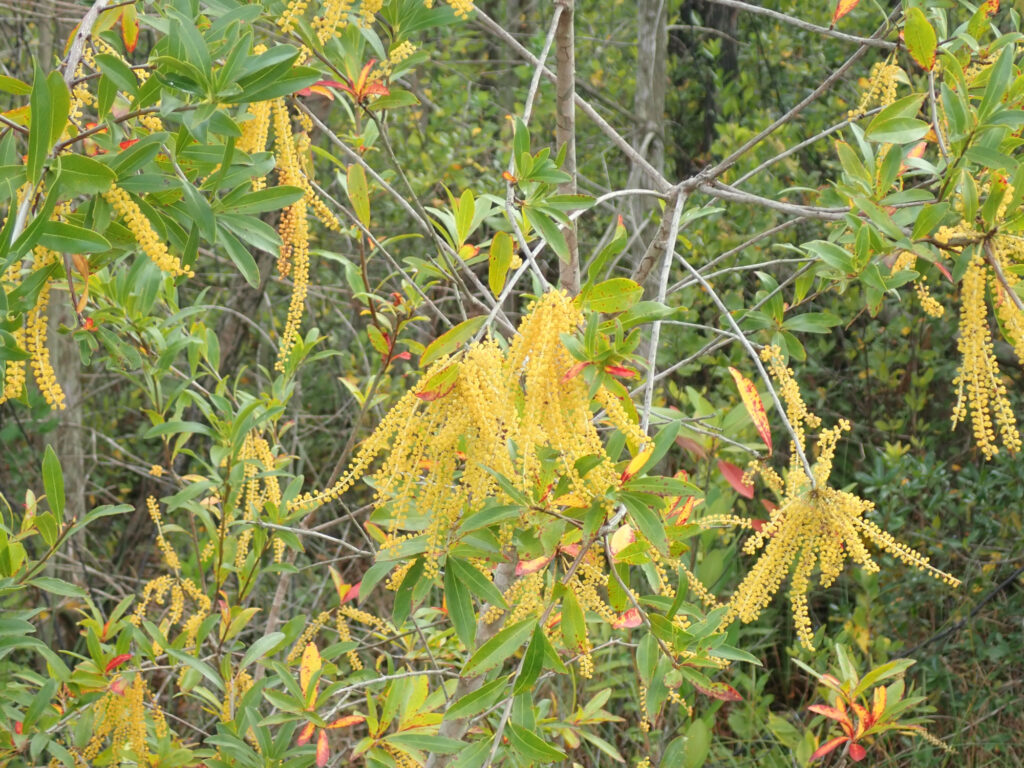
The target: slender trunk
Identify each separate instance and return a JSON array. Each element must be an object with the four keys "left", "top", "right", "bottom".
[
  {"left": 555, "top": 0, "right": 578, "bottom": 294},
  {"left": 628, "top": 0, "right": 668, "bottom": 228}
]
